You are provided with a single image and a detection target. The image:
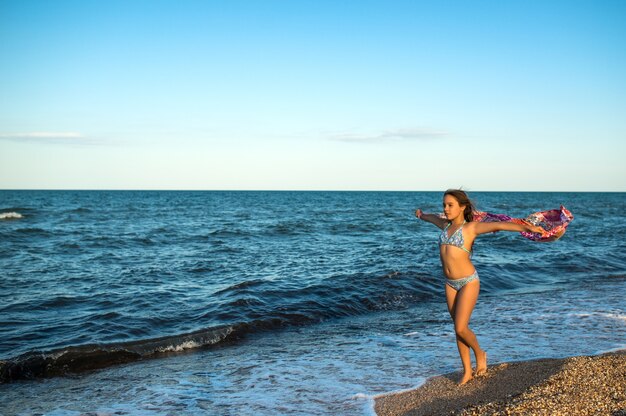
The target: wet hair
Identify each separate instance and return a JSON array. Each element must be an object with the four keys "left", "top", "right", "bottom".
[{"left": 444, "top": 189, "right": 475, "bottom": 222}]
